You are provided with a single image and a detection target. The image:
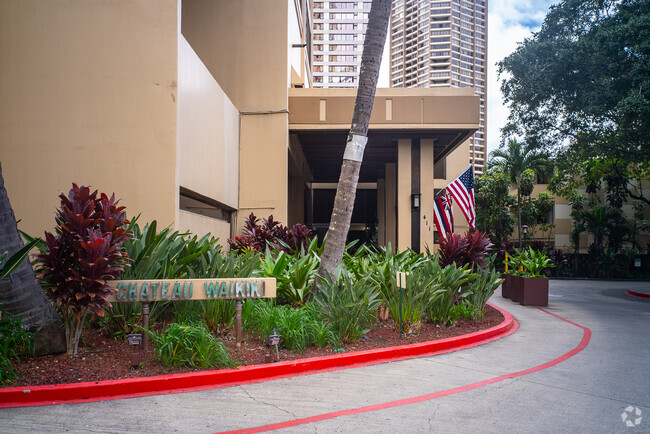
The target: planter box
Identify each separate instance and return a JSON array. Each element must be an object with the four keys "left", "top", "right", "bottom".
[
  {"left": 519, "top": 276, "right": 549, "bottom": 307},
  {"left": 501, "top": 274, "right": 513, "bottom": 299},
  {"left": 511, "top": 275, "right": 524, "bottom": 303}
]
